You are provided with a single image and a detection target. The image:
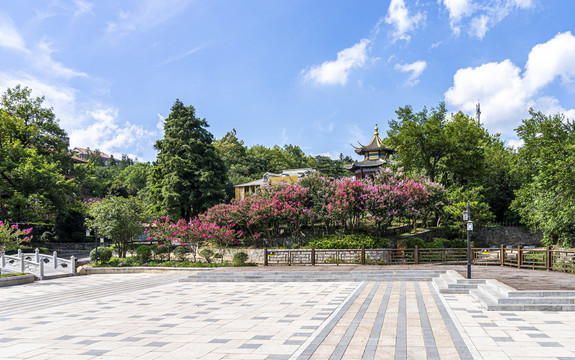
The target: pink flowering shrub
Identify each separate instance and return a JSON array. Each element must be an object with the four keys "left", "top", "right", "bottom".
[{"left": 0, "top": 221, "right": 33, "bottom": 252}]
